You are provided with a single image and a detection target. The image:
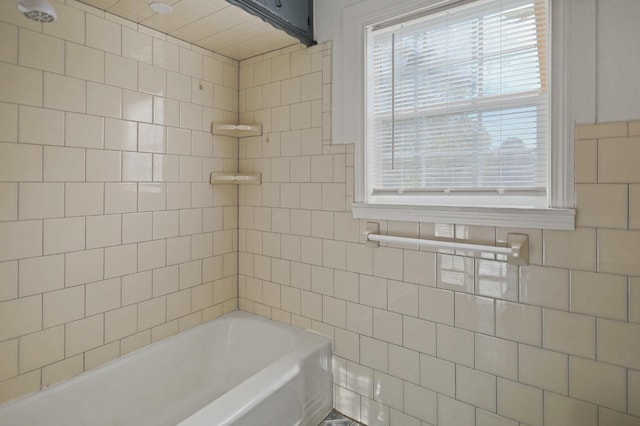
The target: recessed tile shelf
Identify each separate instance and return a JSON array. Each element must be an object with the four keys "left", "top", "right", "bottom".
[
  {"left": 209, "top": 172, "right": 262, "bottom": 185},
  {"left": 211, "top": 122, "right": 262, "bottom": 137}
]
